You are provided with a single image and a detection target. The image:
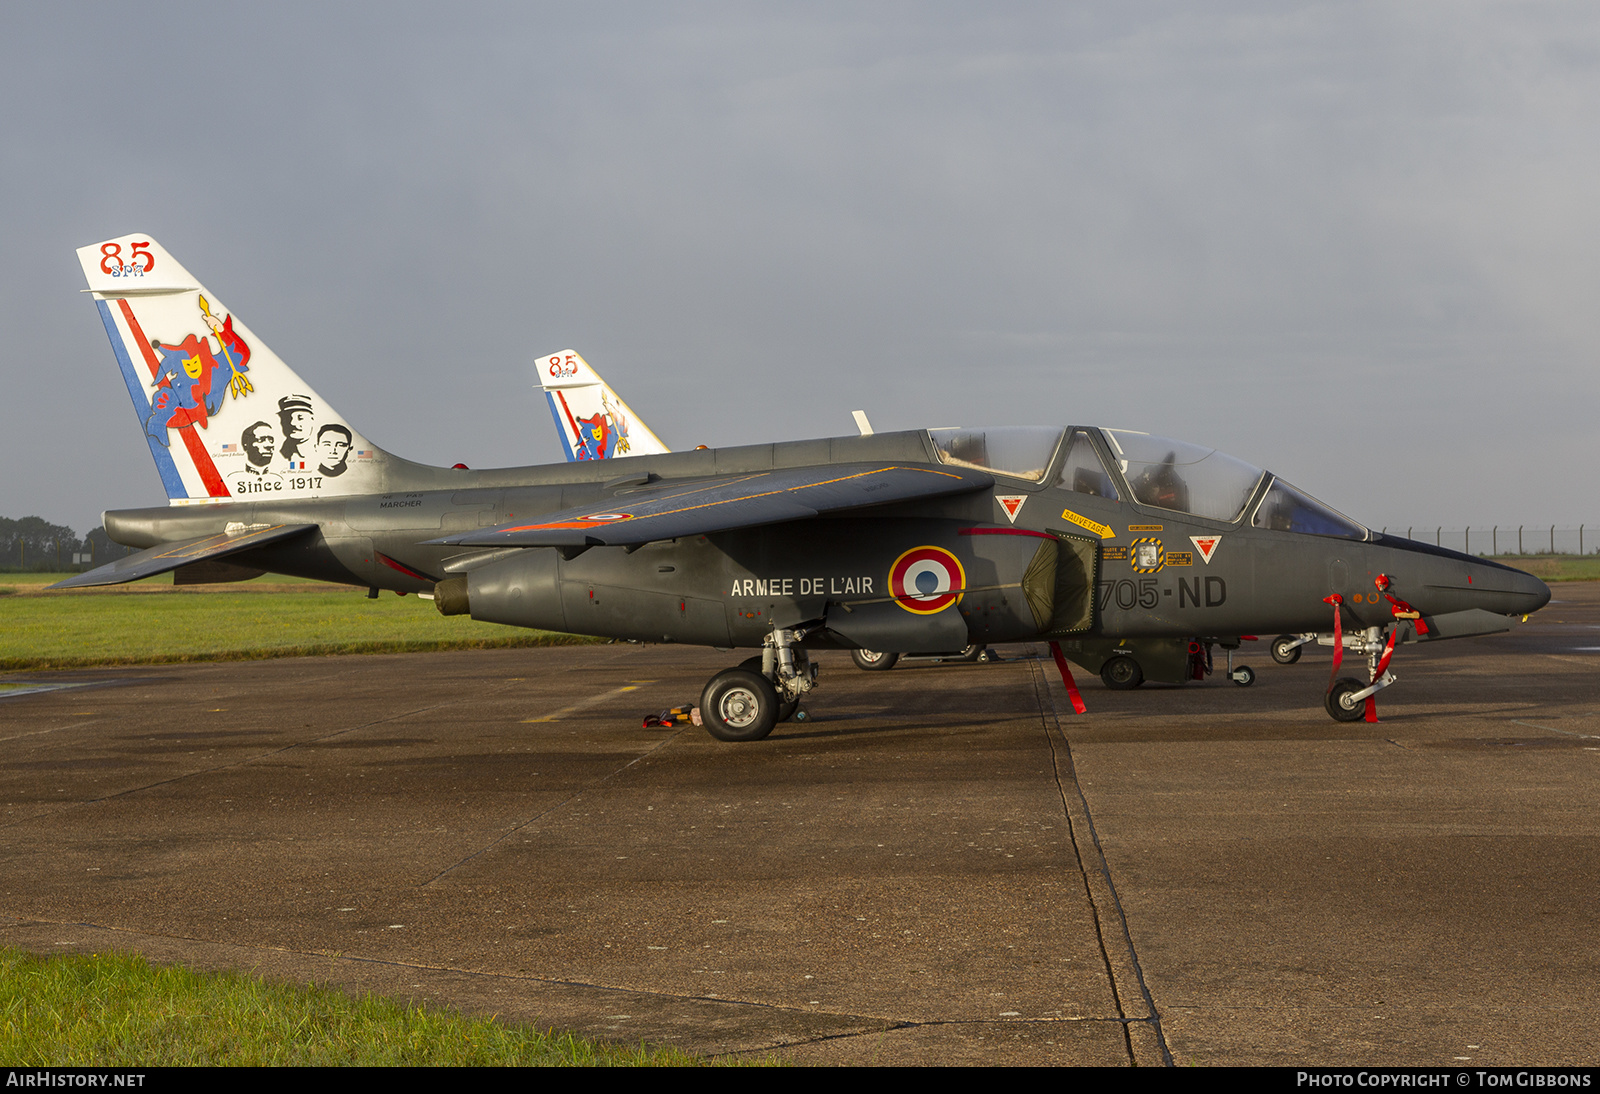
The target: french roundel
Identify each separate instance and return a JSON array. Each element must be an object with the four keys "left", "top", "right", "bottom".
[{"left": 889, "top": 546, "right": 966, "bottom": 614}]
